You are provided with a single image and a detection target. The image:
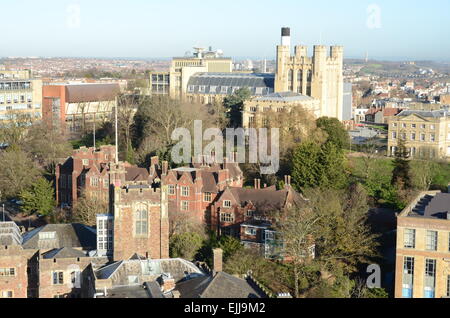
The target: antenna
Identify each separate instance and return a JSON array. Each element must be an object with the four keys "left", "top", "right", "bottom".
[{"left": 115, "top": 96, "right": 118, "bottom": 164}]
